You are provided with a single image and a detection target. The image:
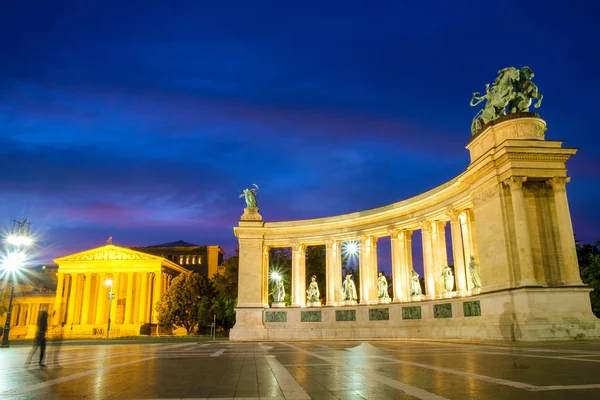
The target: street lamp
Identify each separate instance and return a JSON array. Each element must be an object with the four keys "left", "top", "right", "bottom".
[
  {"left": 1, "top": 218, "right": 33, "bottom": 348},
  {"left": 105, "top": 278, "right": 114, "bottom": 339}
]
